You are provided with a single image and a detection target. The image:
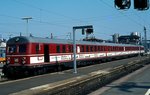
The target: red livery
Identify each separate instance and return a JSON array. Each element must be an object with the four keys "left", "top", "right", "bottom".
[{"left": 2, "top": 36, "right": 144, "bottom": 77}]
